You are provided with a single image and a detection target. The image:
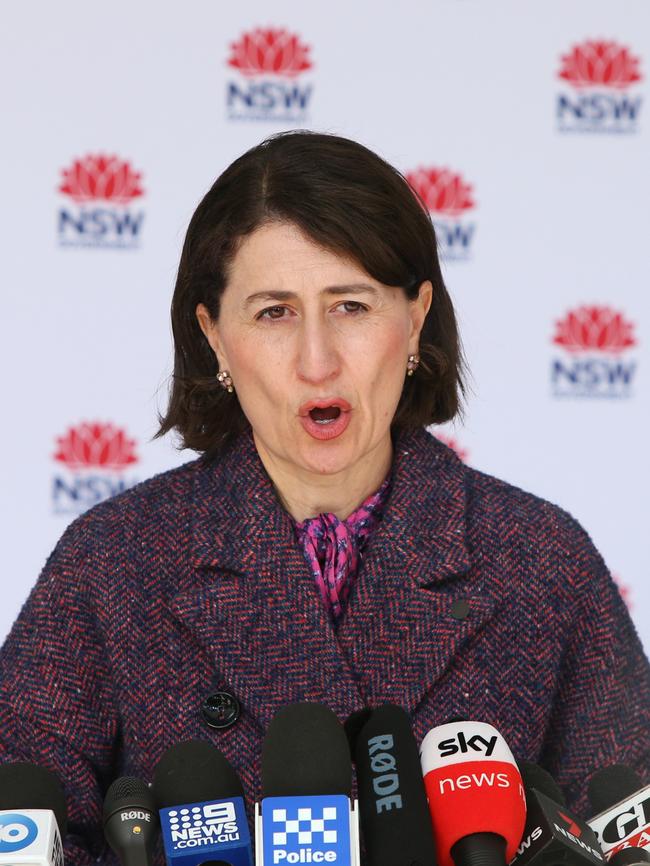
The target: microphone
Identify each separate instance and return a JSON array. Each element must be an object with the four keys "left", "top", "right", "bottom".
[
  {"left": 510, "top": 761, "right": 604, "bottom": 866},
  {"left": 588, "top": 765, "right": 650, "bottom": 858},
  {"left": 0, "top": 763, "right": 67, "bottom": 866},
  {"left": 103, "top": 776, "right": 159, "bottom": 866},
  {"left": 345, "top": 704, "right": 436, "bottom": 866},
  {"left": 152, "top": 739, "right": 253, "bottom": 866},
  {"left": 257, "top": 702, "right": 360, "bottom": 866},
  {"left": 419, "top": 720, "right": 526, "bottom": 866}
]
